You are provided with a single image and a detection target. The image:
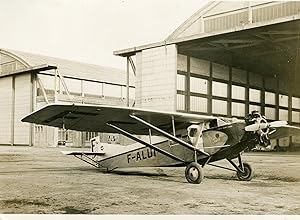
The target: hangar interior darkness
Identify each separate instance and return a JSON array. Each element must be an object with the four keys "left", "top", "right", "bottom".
[
  {"left": 175, "top": 20, "right": 300, "bottom": 148},
  {"left": 176, "top": 19, "right": 300, "bottom": 117}
]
